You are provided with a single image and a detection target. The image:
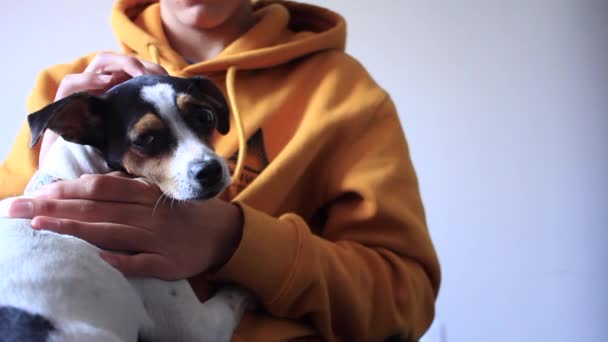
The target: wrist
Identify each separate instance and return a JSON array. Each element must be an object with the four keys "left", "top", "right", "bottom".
[{"left": 210, "top": 202, "right": 243, "bottom": 272}]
